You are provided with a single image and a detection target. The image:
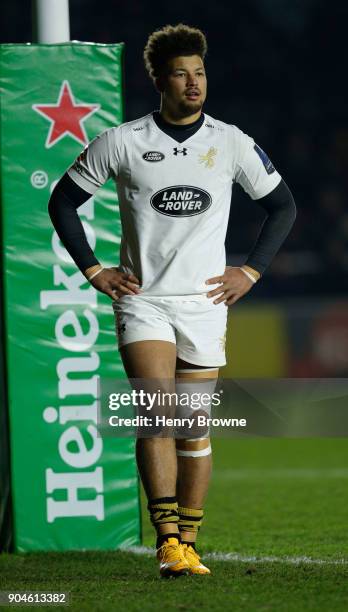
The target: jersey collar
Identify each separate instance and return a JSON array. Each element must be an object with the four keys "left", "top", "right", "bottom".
[{"left": 151, "top": 111, "right": 205, "bottom": 144}]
